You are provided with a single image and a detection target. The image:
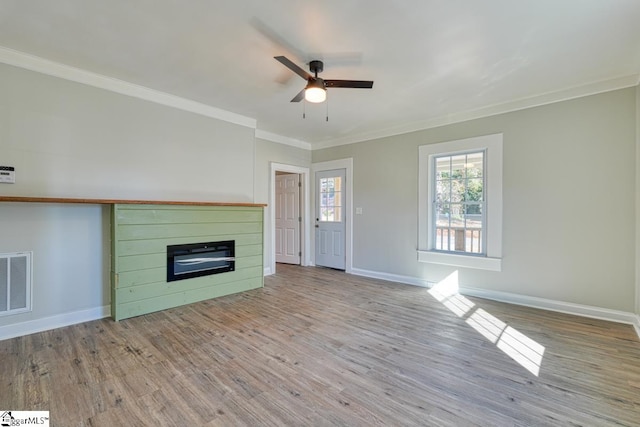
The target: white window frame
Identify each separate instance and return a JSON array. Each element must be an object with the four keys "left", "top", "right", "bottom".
[{"left": 418, "top": 134, "right": 503, "bottom": 271}]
